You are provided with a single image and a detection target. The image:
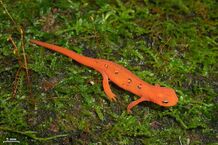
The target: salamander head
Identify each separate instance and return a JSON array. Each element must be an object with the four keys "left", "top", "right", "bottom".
[{"left": 150, "top": 86, "right": 178, "bottom": 107}]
